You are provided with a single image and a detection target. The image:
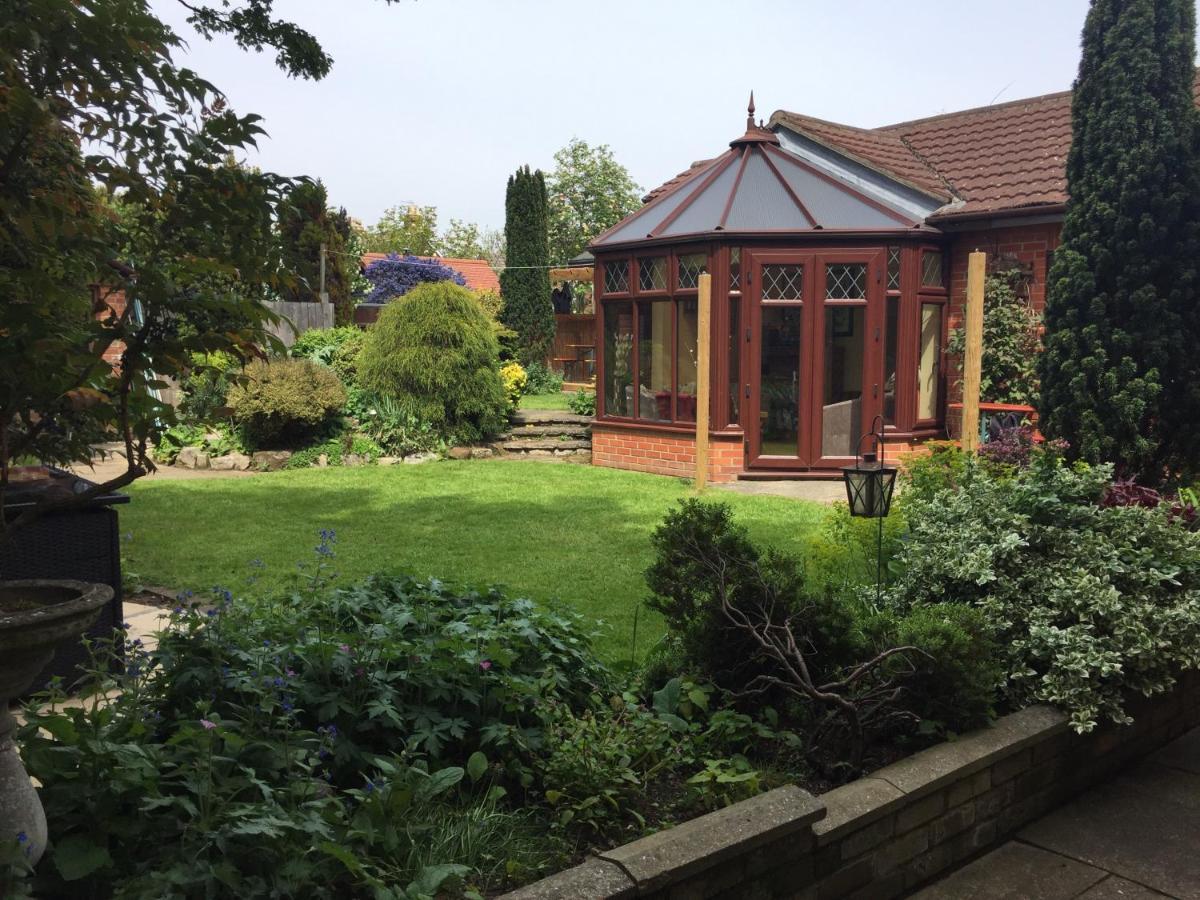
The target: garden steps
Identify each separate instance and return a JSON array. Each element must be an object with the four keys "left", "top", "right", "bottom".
[{"left": 497, "top": 410, "right": 593, "bottom": 460}]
